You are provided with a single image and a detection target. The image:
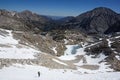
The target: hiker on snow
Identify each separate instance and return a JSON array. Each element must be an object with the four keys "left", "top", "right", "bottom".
[{"left": 38, "top": 71, "right": 40, "bottom": 77}]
